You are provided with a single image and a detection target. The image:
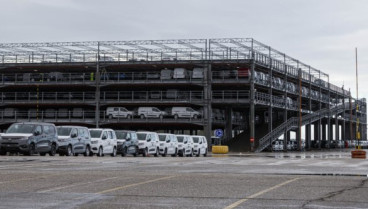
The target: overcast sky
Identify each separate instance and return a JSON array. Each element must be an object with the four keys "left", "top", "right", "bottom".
[{"left": 1, "top": 0, "right": 367, "bottom": 100}]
